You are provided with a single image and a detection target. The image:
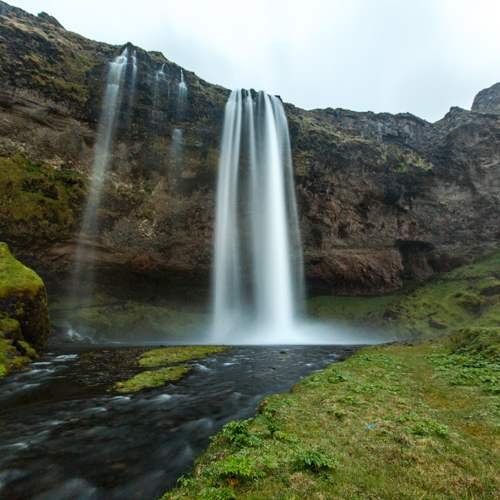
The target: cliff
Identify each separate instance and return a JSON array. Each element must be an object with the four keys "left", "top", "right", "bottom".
[{"left": 0, "top": 1, "right": 499, "bottom": 296}]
